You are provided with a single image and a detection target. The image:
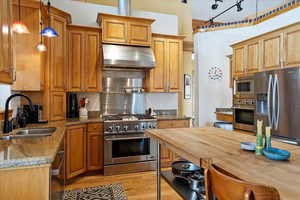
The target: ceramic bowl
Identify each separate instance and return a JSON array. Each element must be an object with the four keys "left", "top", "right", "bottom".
[
  {"left": 263, "top": 148, "right": 291, "bottom": 161},
  {"left": 240, "top": 142, "right": 256, "bottom": 151}
]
